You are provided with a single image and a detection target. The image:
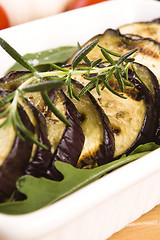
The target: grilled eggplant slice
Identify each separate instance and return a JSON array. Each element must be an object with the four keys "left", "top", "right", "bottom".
[
  {"left": 119, "top": 18, "right": 160, "bottom": 43},
  {"left": 0, "top": 93, "right": 34, "bottom": 202},
  {"left": 69, "top": 29, "right": 160, "bottom": 85},
  {"left": 45, "top": 90, "right": 85, "bottom": 180},
  {"left": 62, "top": 80, "right": 115, "bottom": 167},
  {"left": 25, "top": 102, "right": 53, "bottom": 178},
  {"left": 67, "top": 63, "right": 158, "bottom": 158}
]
